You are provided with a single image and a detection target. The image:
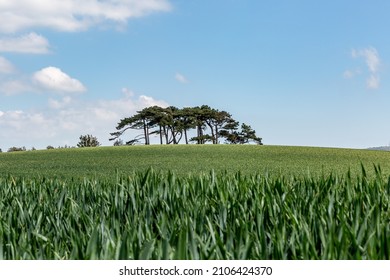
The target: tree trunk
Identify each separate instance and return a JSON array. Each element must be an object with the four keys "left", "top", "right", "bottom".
[
  {"left": 164, "top": 126, "right": 169, "bottom": 144},
  {"left": 215, "top": 125, "right": 219, "bottom": 144},
  {"left": 206, "top": 122, "right": 216, "bottom": 144},
  {"left": 197, "top": 125, "right": 203, "bottom": 144},
  {"left": 184, "top": 129, "right": 188, "bottom": 144},
  {"left": 159, "top": 125, "right": 163, "bottom": 145},
  {"left": 143, "top": 119, "right": 150, "bottom": 145},
  {"left": 171, "top": 126, "right": 177, "bottom": 144}
]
